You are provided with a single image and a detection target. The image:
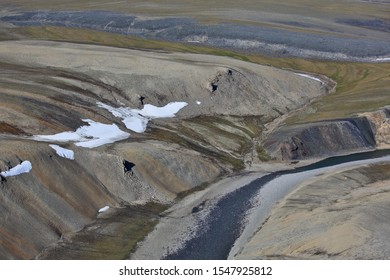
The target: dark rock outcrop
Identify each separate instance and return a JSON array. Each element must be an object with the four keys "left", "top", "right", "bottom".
[{"left": 264, "top": 115, "right": 384, "bottom": 161}]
